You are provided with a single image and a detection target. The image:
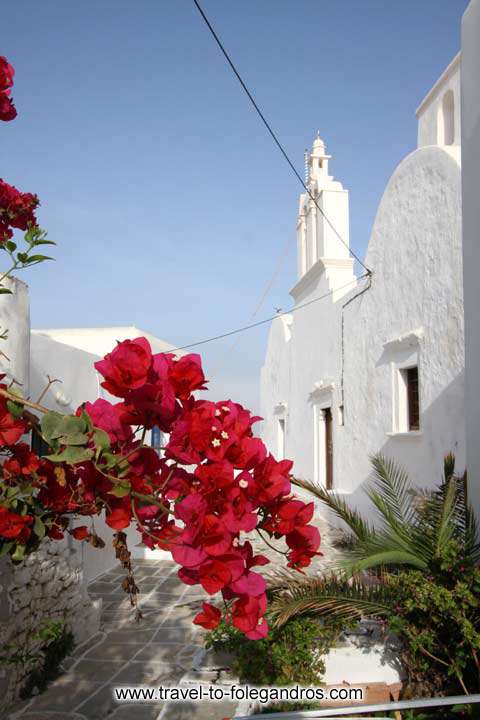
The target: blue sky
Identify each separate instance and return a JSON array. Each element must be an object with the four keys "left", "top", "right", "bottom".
[{"left": 1, "top": 0, "right": 467, "bottom": 412}]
